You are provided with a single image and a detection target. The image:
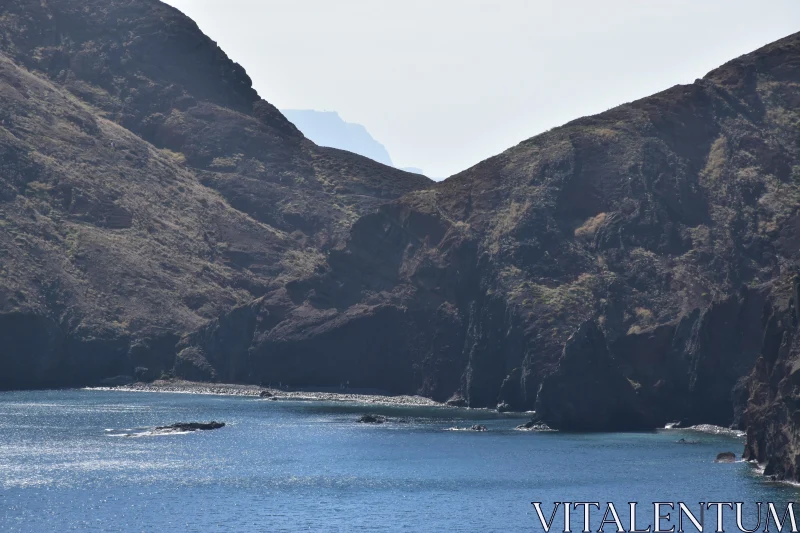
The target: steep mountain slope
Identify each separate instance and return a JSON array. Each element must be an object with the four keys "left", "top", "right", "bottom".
[
  {"left": 181, "top": 32, "right": 800, "bottom": 436},
  {"left": 0, "top": 0, "right": 431, "bottom": 388}
]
